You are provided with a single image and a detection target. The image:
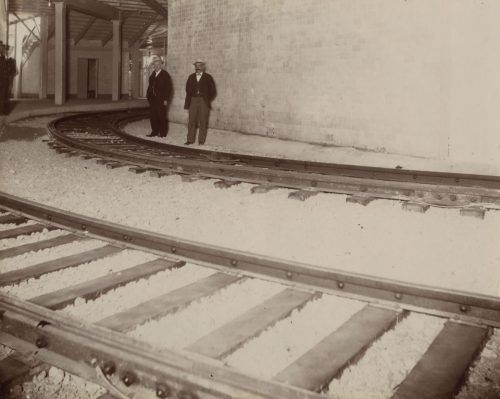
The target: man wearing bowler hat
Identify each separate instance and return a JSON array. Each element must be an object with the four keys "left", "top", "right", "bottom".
[
  {"left": 146, "top": 55, "right": 172, "bottom": 138},
  {"left": 184, "top": 59, "right": 216, "bottom": 145}
]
